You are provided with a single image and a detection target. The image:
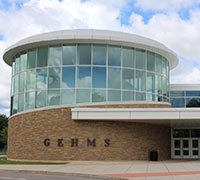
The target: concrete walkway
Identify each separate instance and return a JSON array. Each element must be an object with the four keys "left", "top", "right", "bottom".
[{"left": 1, "top": 160, "right": 200, "bottom": 179}]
